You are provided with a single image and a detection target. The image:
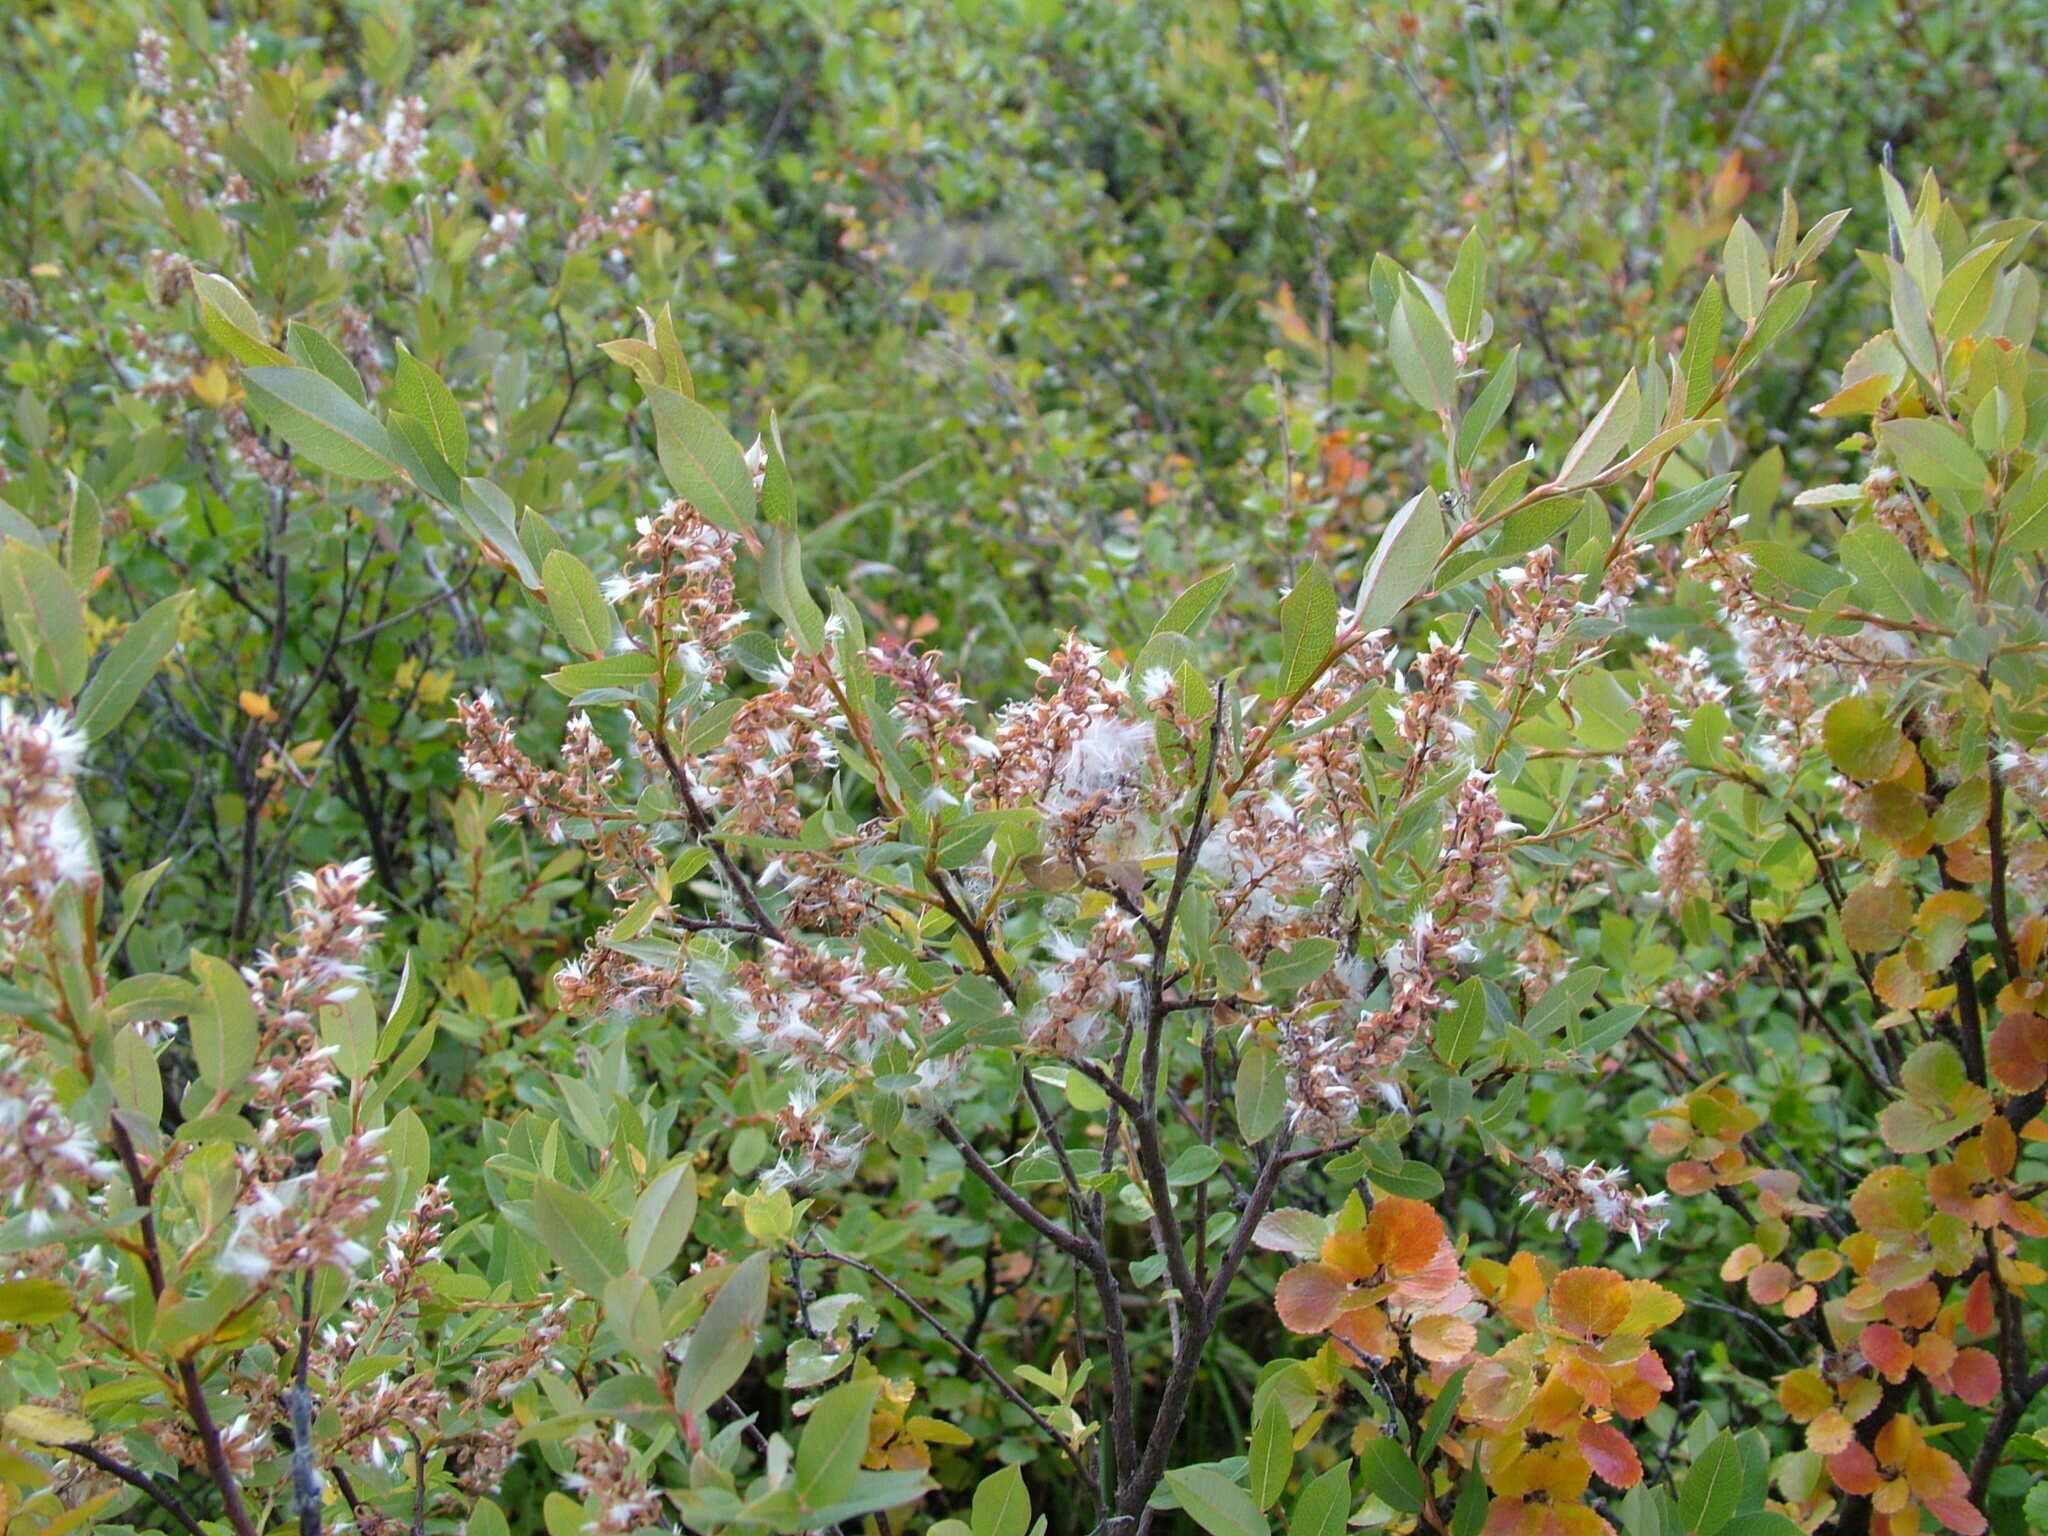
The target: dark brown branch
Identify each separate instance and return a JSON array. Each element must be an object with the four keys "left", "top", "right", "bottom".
[{"left": 56, "top": 1443, "right": 207, "bottom": 1536}]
